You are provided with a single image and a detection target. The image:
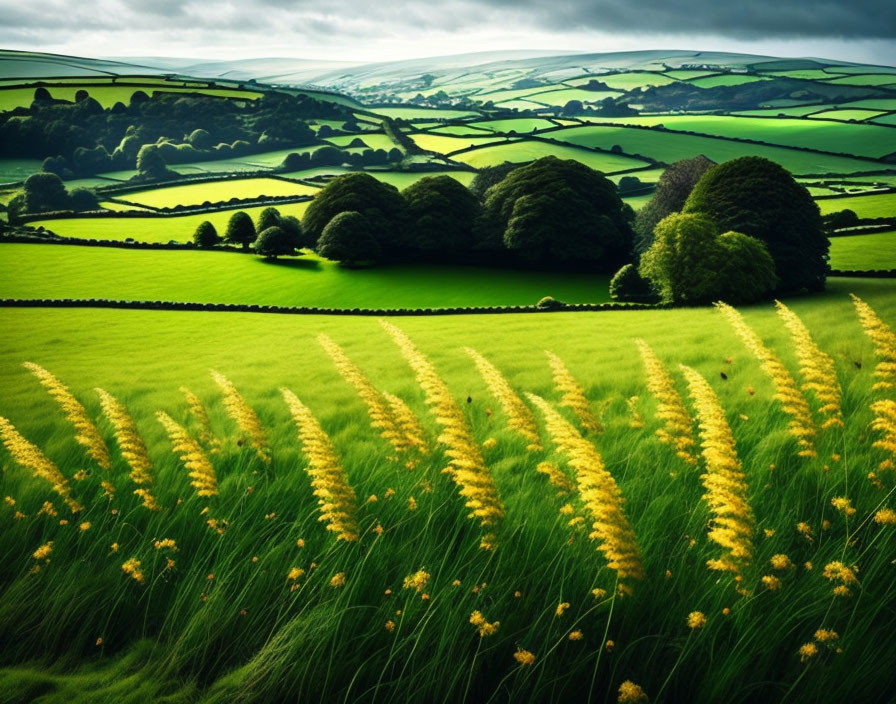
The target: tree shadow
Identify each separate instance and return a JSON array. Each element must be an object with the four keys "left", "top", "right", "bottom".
[{"left": 256, "top": 256, "right": 321, "bottom": 270}]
